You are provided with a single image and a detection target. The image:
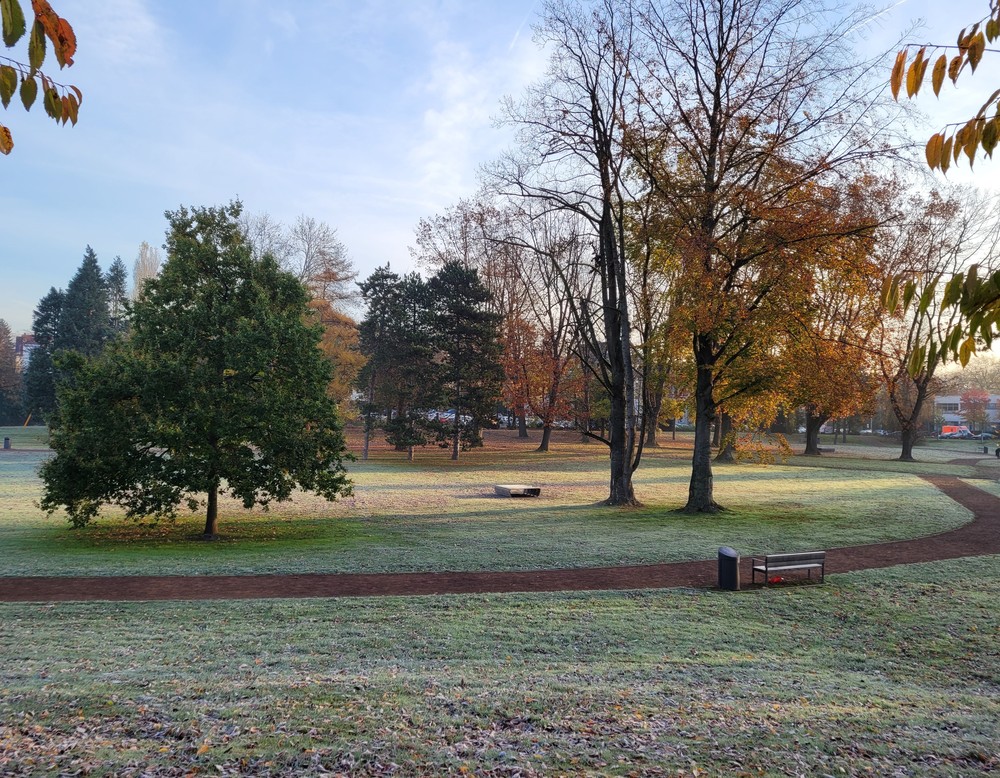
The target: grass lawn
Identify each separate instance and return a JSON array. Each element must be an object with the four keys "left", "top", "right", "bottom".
[
  {"left": 1, "top": 558, "right": 998, "bottom": 775},
  {"left": 1, "top": 427, "right": 997, "bottom": 774},
  {"left": 0, "top": 429, "right": 974, "bottom": 576}
]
